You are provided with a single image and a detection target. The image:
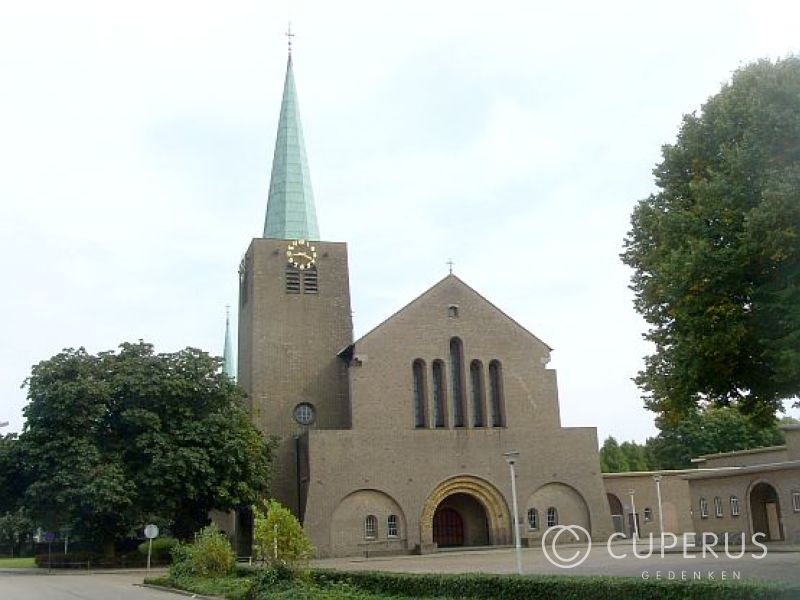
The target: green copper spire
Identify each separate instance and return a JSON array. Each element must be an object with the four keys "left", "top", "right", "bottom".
[
  {"left": 223, "top": 306, "right": 235, "bottom": 379},
  {"left": 263, "top": 53, "right": 320, "bottom": 240}
]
